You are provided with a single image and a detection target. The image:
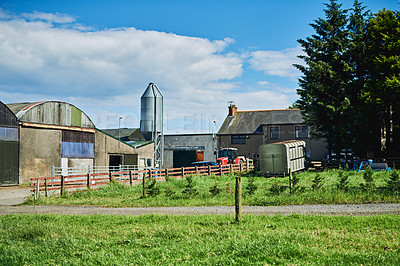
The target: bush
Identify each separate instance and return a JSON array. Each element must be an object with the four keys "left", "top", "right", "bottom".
[
  {"left": 362, "top": 167, "right": 374, "bottom": 189},
  {"left": 388, "top": 170, "right": 400, "bottom": 191},
  {"left": 245, "top": 176, "right": 258, "bottom": 196},
  {"left": 209, "top": 182, "right": 222, "bottom": 197},
  {"left": 182, "top": 176, "right": 198, "bottom": 197},
  {"left": 147, "top": 180, "right": 160, "bottom": 197},
  {"left": 164, "top": 187, "right": 175, "bottom": 197},
  {"left": 269, "top": 183, "right": 287, "bottom": 195},
  {"left": 312, "top": 173, "right": 323, "bottom": 189},
  {"left": 337, "top": 170, "right": 349, "bottom": 191}
]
